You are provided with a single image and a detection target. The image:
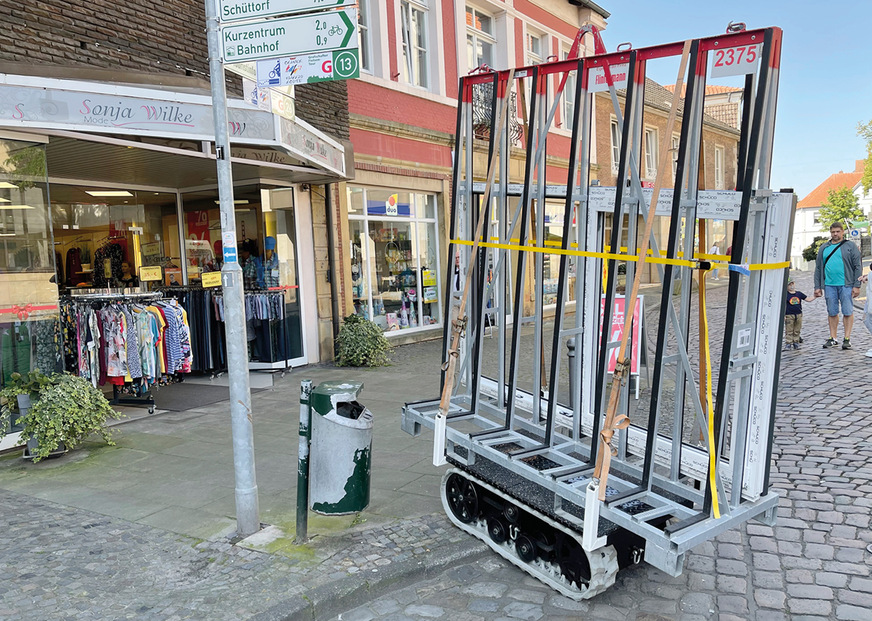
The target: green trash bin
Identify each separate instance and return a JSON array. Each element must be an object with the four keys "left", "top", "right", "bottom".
[{"left": 309, "top": 381, "right": 373, "bottom": 515}]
